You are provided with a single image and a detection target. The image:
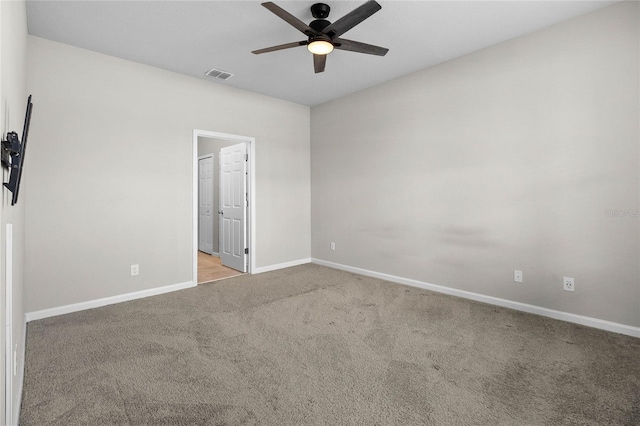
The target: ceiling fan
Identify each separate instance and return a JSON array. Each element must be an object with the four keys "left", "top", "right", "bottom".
[{"left": 252, "top": 1, "right": 389, "bottom": 74}]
